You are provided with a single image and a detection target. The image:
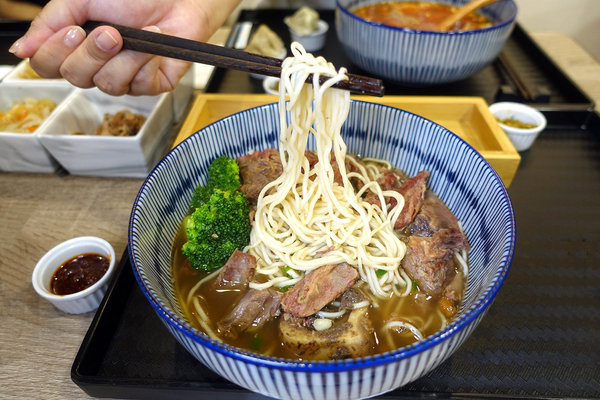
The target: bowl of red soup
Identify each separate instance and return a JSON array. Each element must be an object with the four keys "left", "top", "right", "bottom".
[
  {"left": 335, "top": 0, "right": 517, "bottom": 85},
  {"left": 129, "top": 93, "right": 515, "bottom": 397}
]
